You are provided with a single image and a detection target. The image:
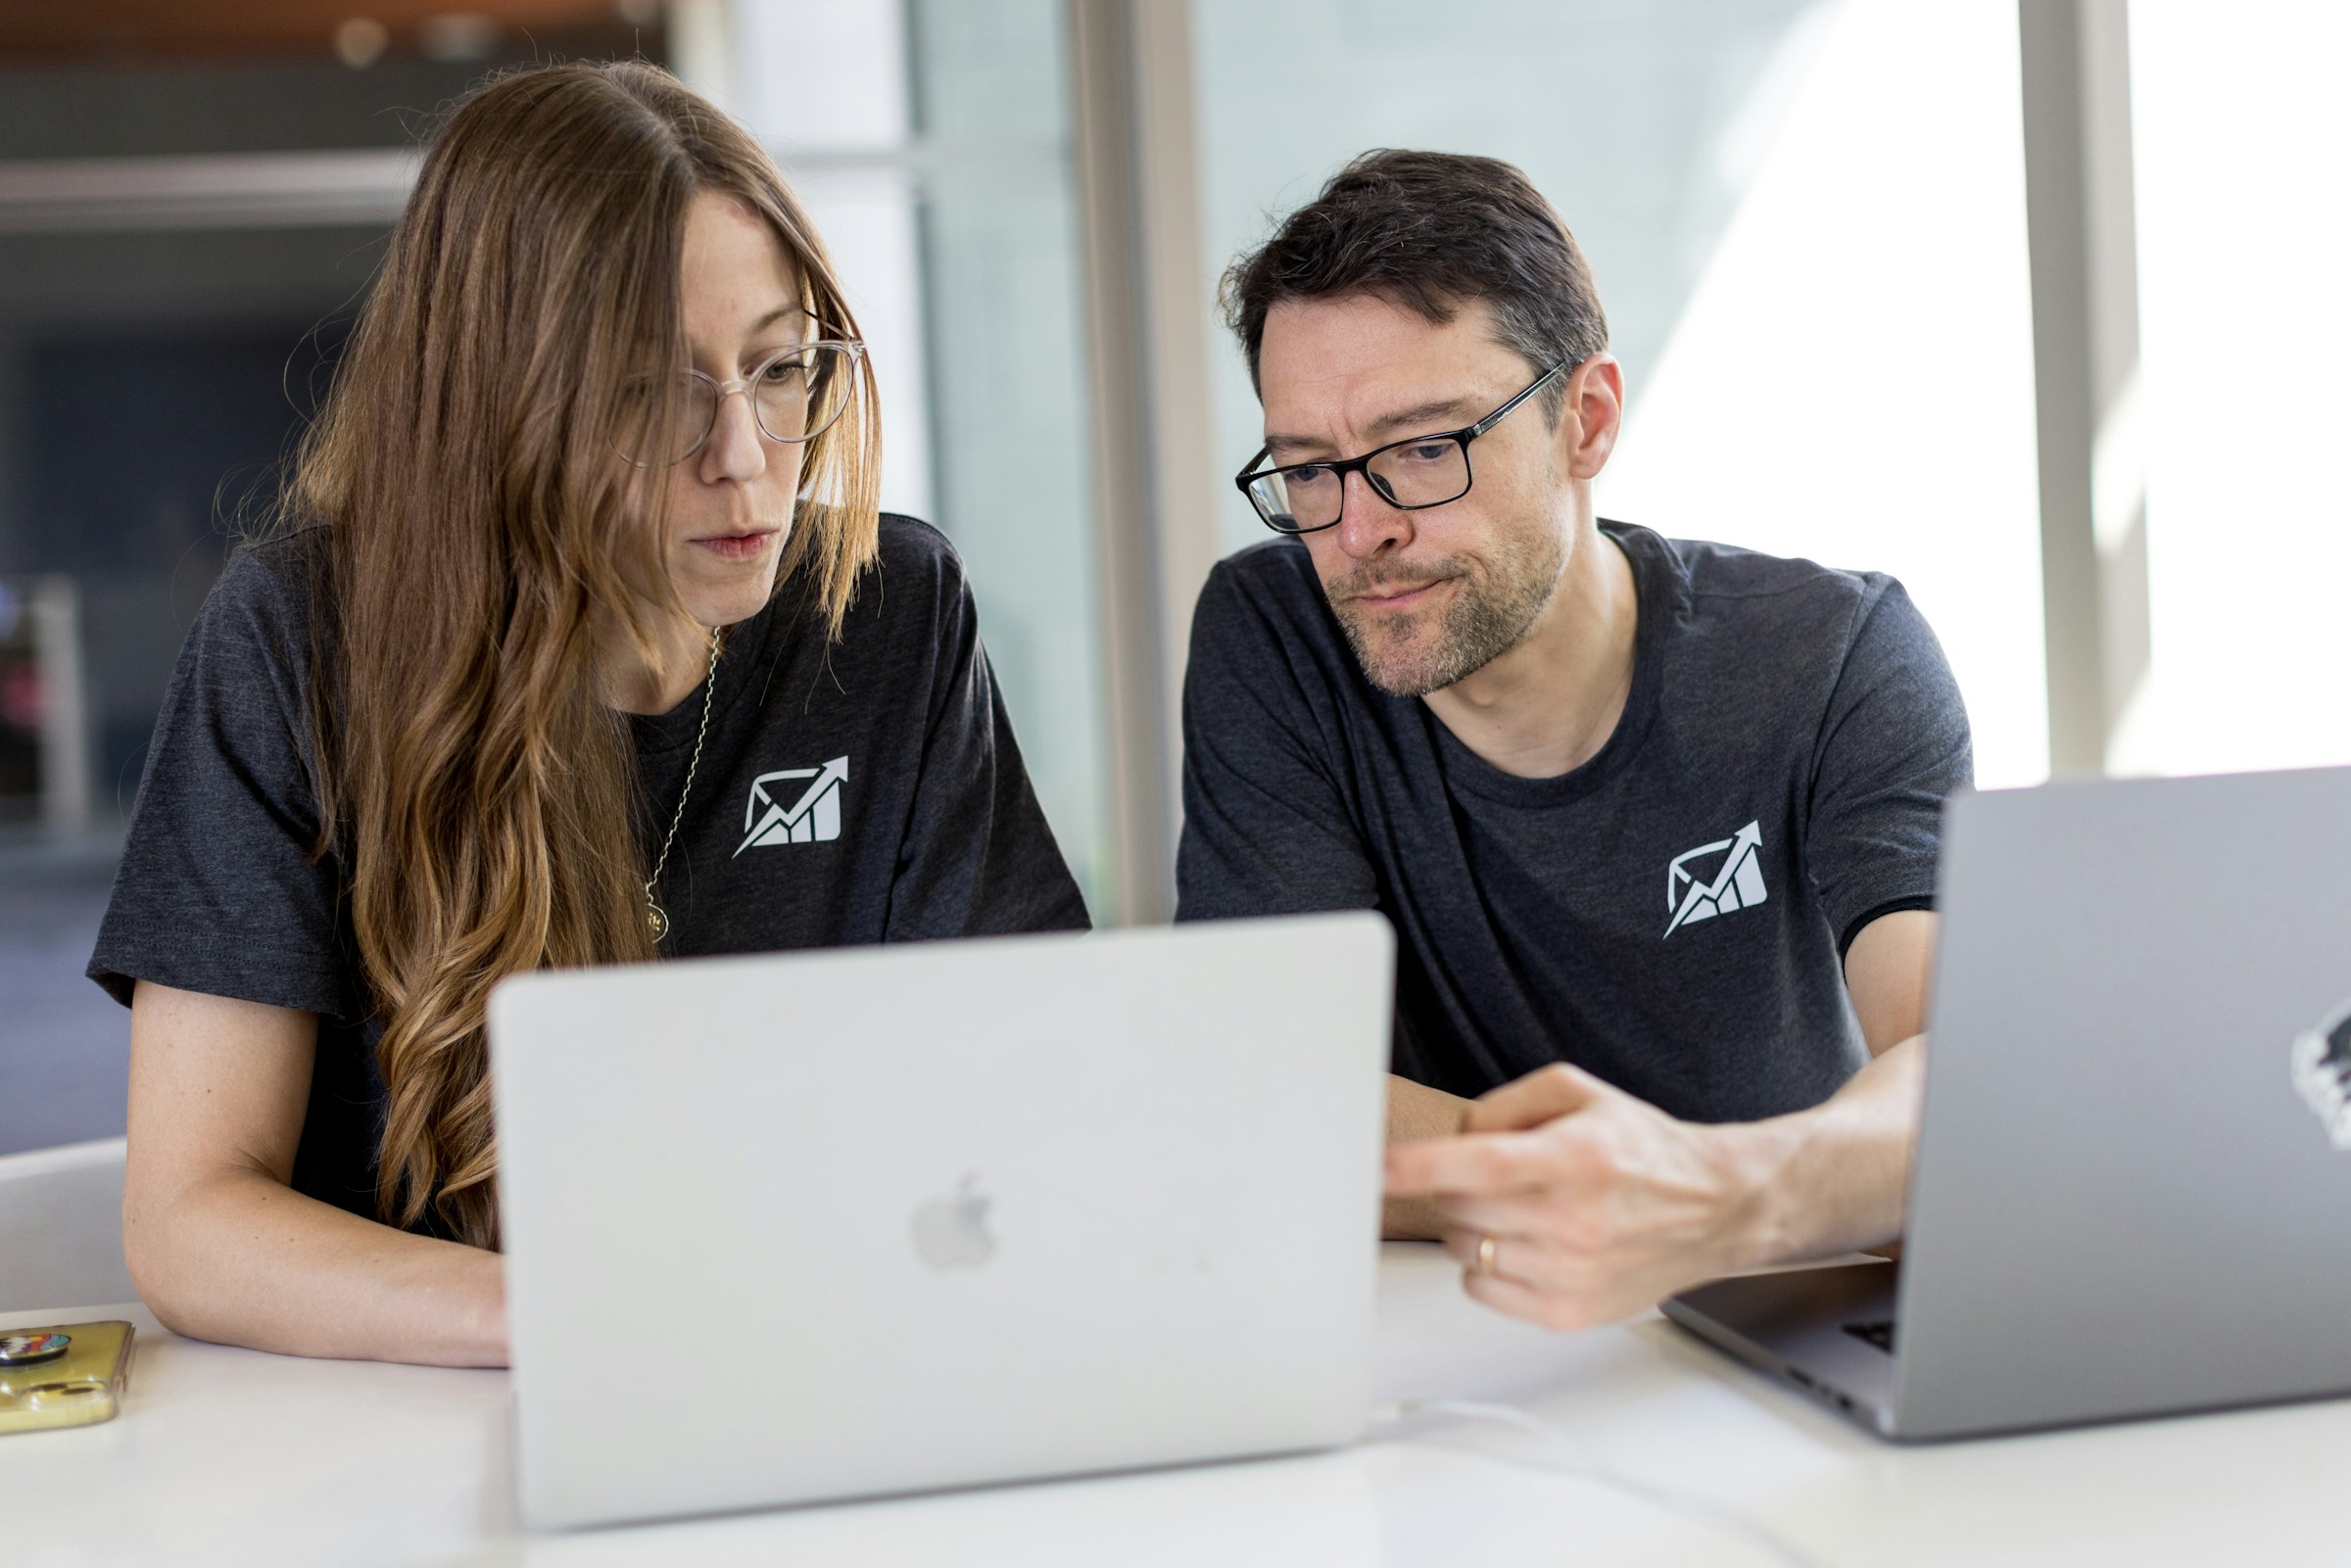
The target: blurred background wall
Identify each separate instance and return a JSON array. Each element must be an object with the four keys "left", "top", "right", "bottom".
[{"left": 2, "top": 0, "right": 2345, "bottom": 1156}]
